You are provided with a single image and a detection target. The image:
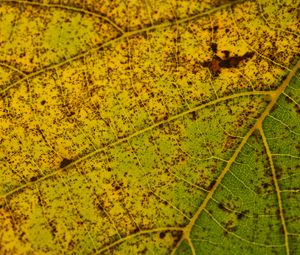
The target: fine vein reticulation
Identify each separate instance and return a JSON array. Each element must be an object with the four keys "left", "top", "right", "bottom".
[{"left": 0, "top": 0, "right": 299, "bottom": 254}]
